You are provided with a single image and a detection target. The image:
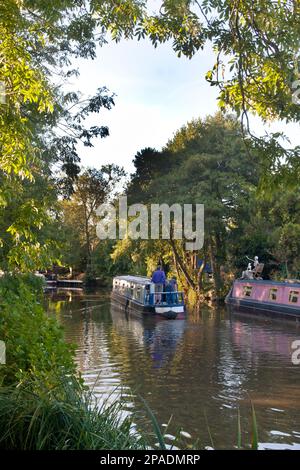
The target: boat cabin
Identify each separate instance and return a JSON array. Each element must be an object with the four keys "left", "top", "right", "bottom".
[{"left": 113, "top": 275, "right": 184, "bottom": 306}]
